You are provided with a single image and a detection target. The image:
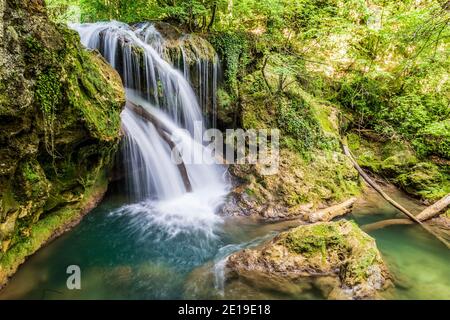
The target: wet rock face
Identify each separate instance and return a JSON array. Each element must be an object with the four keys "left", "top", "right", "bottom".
[
  {"left": 226, "top": 220, "right": 391, "bottom": 299},
  {"left": 0, "top": 0, "right": 124, "bottom": 258}
]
